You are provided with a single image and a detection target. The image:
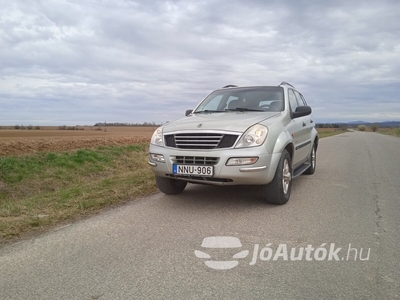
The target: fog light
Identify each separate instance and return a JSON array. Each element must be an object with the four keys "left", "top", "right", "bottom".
[
  {"left": 150, "top": 153, "right": 165, "bottom": 162},
  {"left": 226, "top": 157, "right": 258, "bottom": 166}
]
